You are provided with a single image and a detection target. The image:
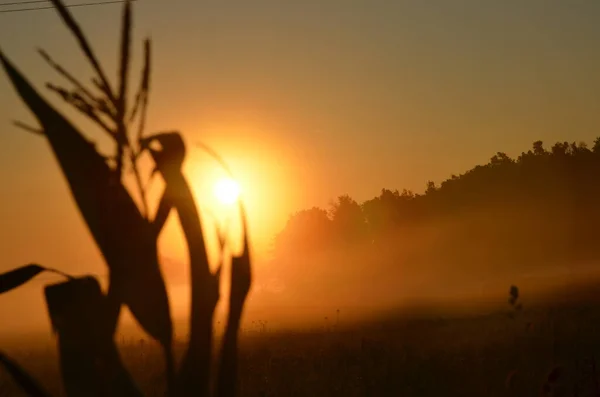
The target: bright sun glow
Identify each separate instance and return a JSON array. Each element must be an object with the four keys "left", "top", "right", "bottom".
[{"left": 214, "top": 177, "right": 241, "bottom": 205}]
